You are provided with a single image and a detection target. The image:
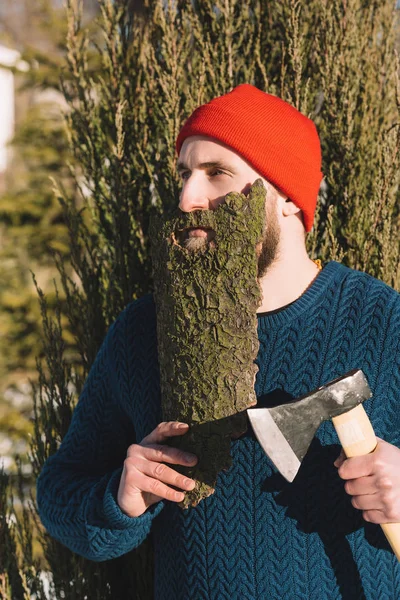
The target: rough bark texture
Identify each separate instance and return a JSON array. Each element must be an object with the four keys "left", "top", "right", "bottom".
[{"left": 150, "top": 179, "right": 266, "bottom": 507}]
